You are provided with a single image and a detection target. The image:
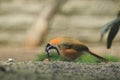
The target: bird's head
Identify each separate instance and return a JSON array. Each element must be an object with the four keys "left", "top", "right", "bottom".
[{"left": 45, "top": 37, "right": 62, "bottom": 58}]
